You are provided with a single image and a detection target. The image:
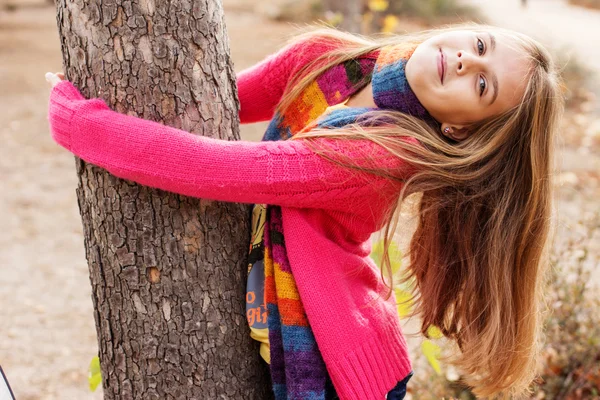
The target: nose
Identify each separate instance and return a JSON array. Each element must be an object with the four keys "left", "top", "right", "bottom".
[{"left": 456, "top": 50, "right": 484, "bottom": 75}]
